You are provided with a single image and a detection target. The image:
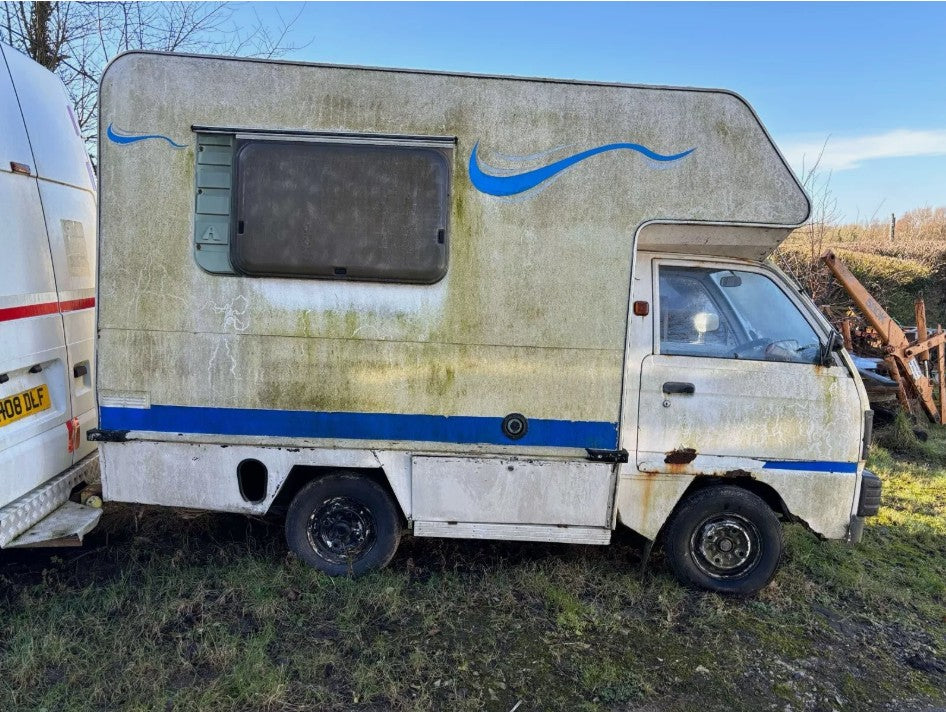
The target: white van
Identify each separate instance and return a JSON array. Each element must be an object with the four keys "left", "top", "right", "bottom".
[
  {"left": 0, "top": 43, "right": 100, "bottom": 548},
  {"left": 94, "top": 52, "right": 880, "bottom": 594}
]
